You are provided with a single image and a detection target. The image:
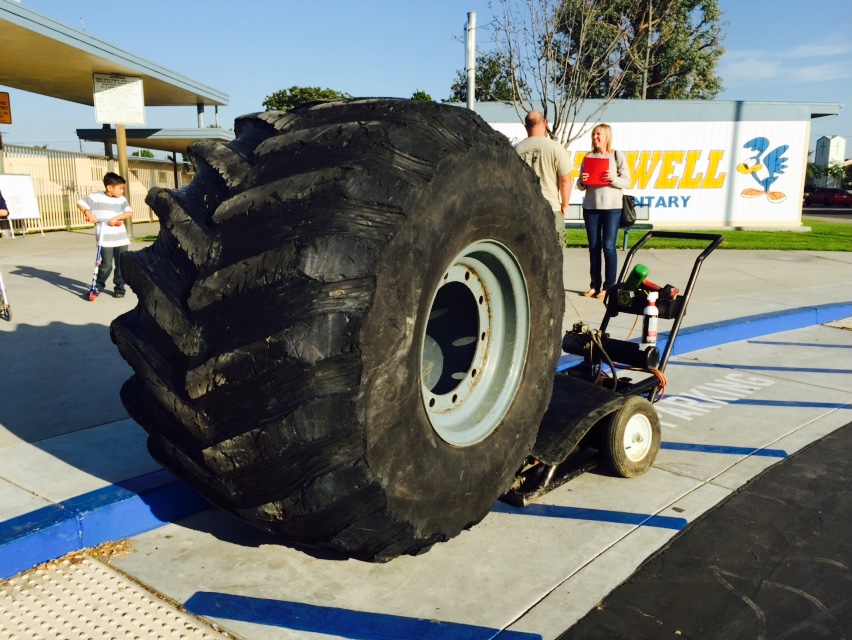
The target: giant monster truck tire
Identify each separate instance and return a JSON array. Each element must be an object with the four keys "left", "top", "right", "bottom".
[{"left": 111, "top": 99, "right": 564, "bottom": 561}]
